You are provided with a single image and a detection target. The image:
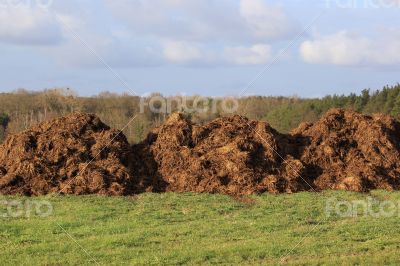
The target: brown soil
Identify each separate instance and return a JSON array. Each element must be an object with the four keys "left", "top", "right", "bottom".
[
  {"left": 1, "top": 108, "right": 400, "bottom": 196},
  {"left": 0, "top": 113, "right": 132, "bottom": 195}
]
